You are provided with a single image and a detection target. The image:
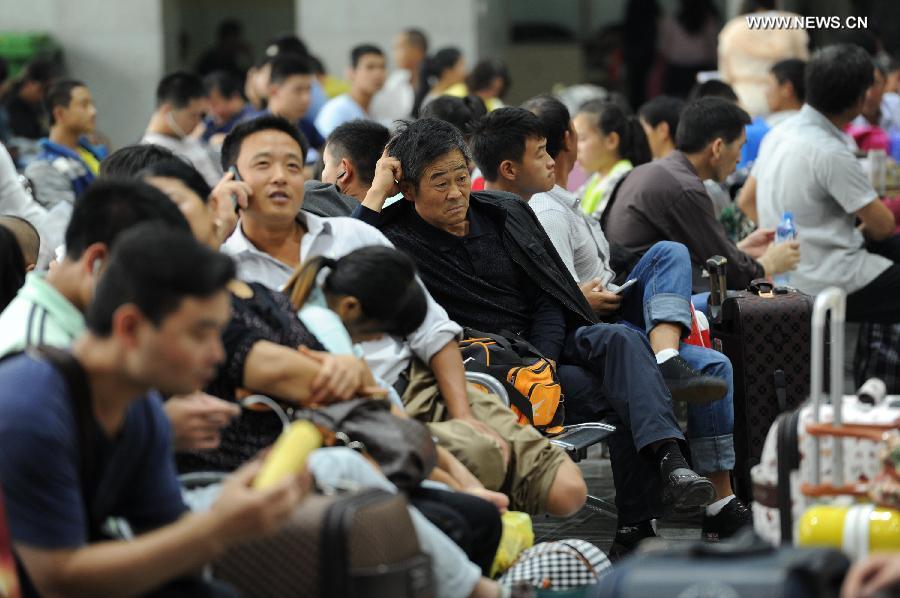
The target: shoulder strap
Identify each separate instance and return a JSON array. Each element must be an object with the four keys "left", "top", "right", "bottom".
[{"left": 27, "top": 346, "right": 101, "bottom": 541}]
